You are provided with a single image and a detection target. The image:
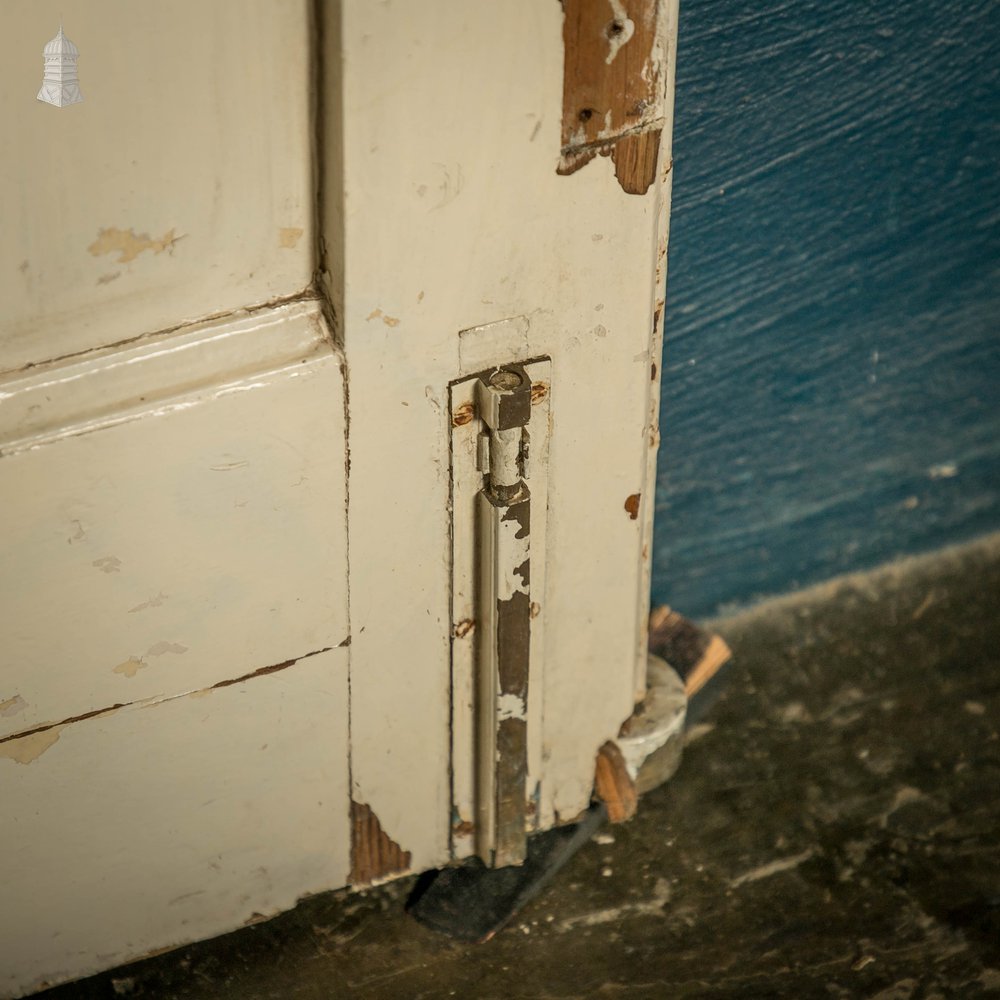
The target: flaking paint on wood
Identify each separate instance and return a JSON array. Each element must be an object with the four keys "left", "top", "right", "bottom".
[
  {"left": 0, "top": 303, "right": 349, "bottom": 743},
  {"left": 350, "top": 802, "right": 413, "bottom": 886},
  {"left": 0, "top": 1, "right": 314, "bottom": 373},
  {"left": 559, "top": 0, "right": 665, "bottom": 193},
  {"left": 0, "top": 650, "right": 351, "bottom": 998},
  {"left": 327, "top": 0, "right": 678, "bottom": 867}
]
